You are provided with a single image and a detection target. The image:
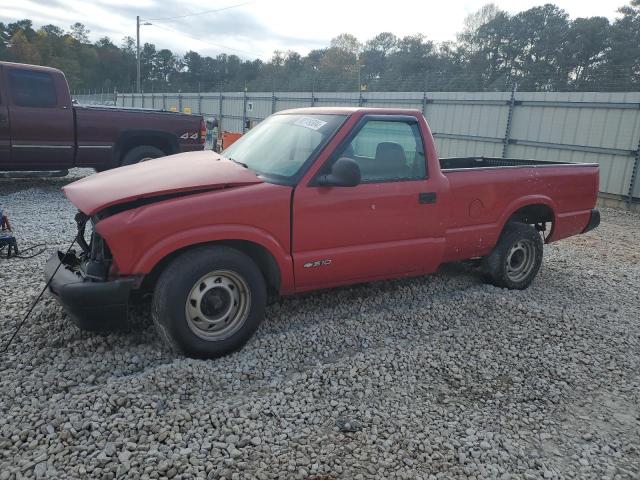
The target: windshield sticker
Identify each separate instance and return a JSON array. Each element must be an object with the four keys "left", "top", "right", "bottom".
[{"left": 294, "top": 117, "right": 327, "bottom": 131}]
